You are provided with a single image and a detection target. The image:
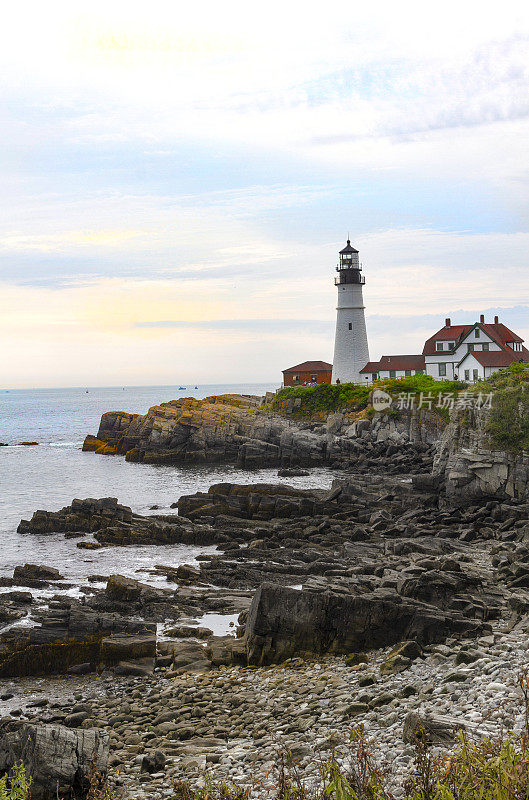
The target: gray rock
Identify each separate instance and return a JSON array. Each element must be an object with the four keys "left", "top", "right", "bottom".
[
  {"left": 245, "top": 583, "right": 487, "bottom": 665},
  {"left": 0, "top": 720, "right": 108, "bottom": 800}
]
